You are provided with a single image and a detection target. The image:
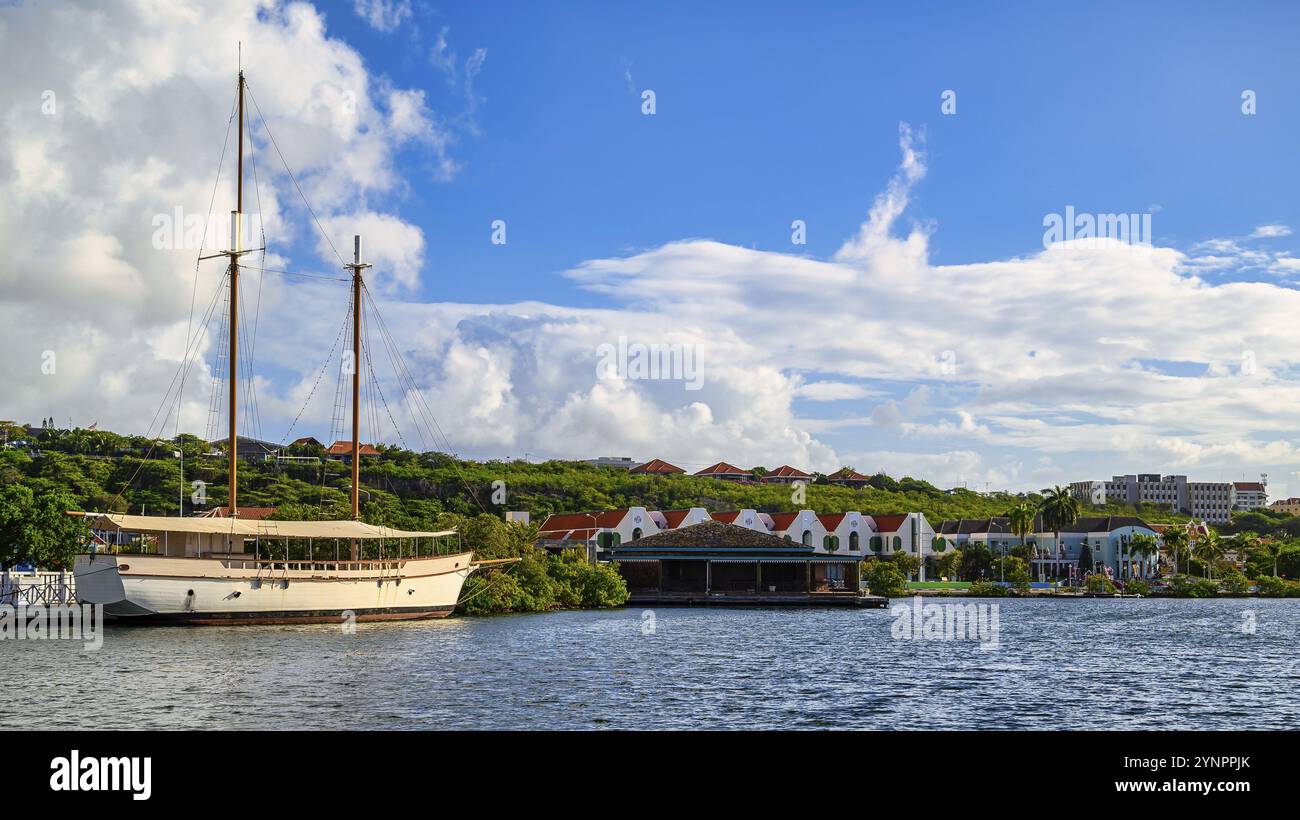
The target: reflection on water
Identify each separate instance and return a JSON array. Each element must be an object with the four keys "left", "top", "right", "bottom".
[{"left": 8, "top": 598, "right": 1299, "bottom": 729}]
